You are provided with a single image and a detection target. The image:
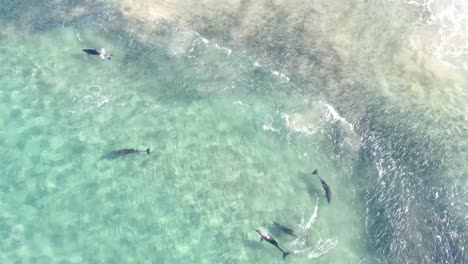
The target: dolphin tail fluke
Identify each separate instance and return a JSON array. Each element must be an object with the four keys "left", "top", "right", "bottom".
[
  {"left": 283, "top": 252, "right": 290, "bottom": 259},
  {"left": 146, "top": 148, "right": 151, "bottom": 155},
  {"left": 312, "top": 169, "right": 318, "bottom": 175}
]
